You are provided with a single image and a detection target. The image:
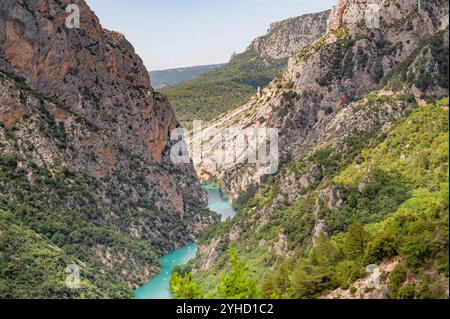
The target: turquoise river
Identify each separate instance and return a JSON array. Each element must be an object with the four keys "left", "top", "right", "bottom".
[{"left": 134, "top": 185, "right": 236, "bottom": 299}]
